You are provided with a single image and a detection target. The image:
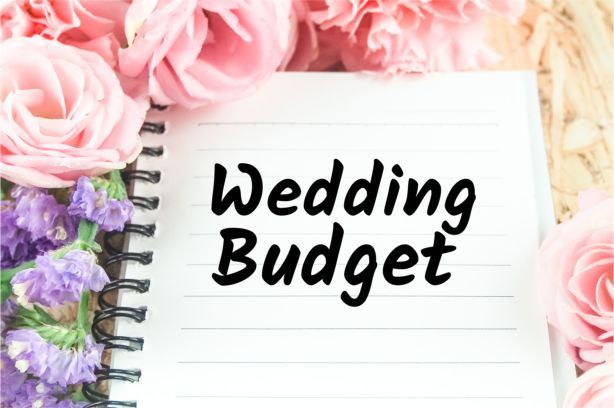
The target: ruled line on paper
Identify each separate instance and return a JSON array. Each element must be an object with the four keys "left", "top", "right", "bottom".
[
  {"left": 175, "top": 395, "right": 524, "bottom": 400},
  {"left": 182, "top": 294, "right": 515, "bottom": 299},
  {"left": 184, "top": 262, "right": 513, "bottom": 267},
  {"left": 188, "top": 203, "right": 506, "bottom": 208},
  {"left": 179, "top": 327, "right": 518, "bottom": 331},
  {"left": 176, "top": 361, "right": 520, "bottom": 365},
  {"left": 186, "top": 232, "right": 509, "bottom": 237},
  {"left": 196, "top": 122, "right": 500, "bottom": 127},
  {"left": 194, "top": 147, "right": 500, "bottom": 153},
  {"left": 191, "top": 175, "right": 506, "bottom": 180},
  {"left": 382, "top": 108, "right": 497, "bottom": 114}
]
